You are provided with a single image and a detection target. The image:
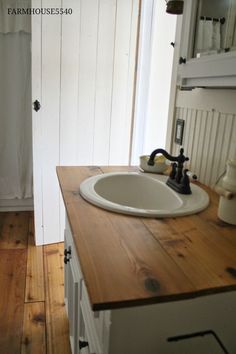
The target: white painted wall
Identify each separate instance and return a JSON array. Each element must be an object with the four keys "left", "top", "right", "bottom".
[
  {"left": 59, "top": 0, "right": 139, "bottom": 167},
  {"left": 131, "top": 0, "right": 176, "bottom": 164}
]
